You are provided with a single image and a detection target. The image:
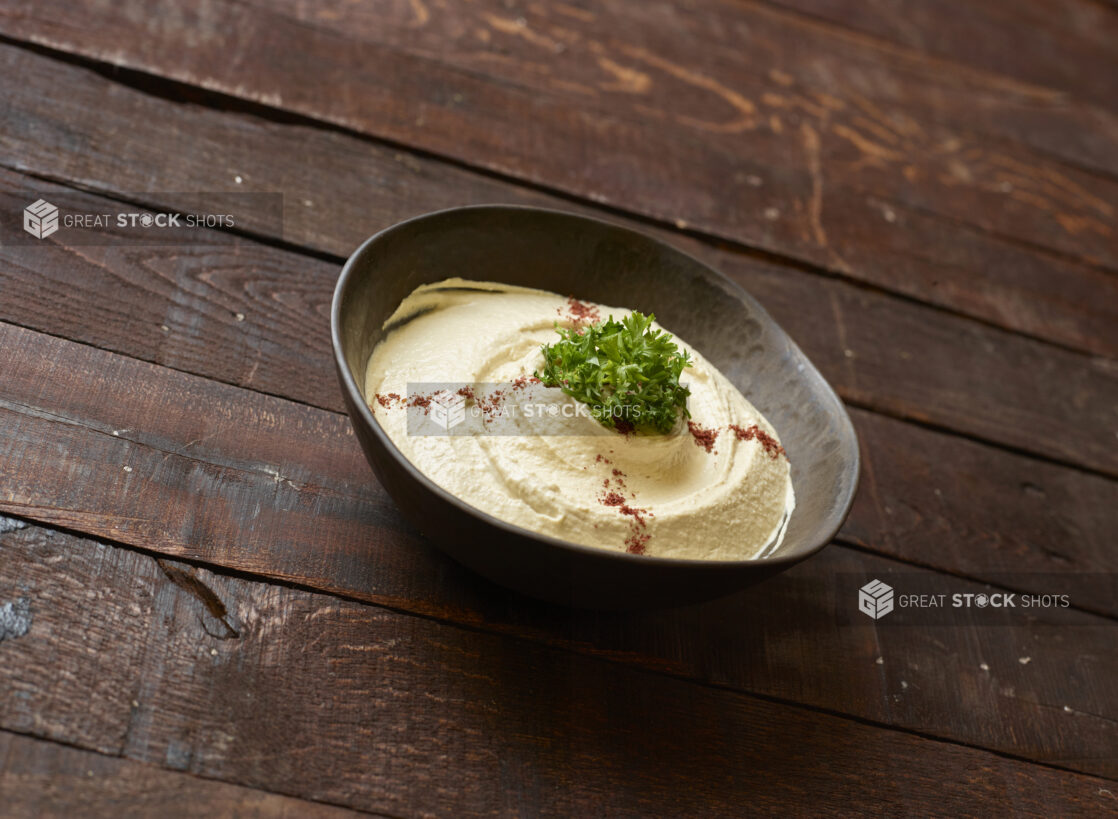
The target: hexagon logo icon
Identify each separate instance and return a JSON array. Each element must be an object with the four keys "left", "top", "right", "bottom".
[
  {"left": 859, "top": 579, "right": 894, "bottom": 620},
  {"left": 24, "top": 199, "right": 59, "bottom": 239},
  {"left": 430, "top": 389, "right": 466, "bottom": 431}
]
